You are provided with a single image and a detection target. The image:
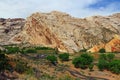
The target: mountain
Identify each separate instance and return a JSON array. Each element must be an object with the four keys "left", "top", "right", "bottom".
[{"left": 0, "top": 11, "right": 120, "bottom": 53}]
